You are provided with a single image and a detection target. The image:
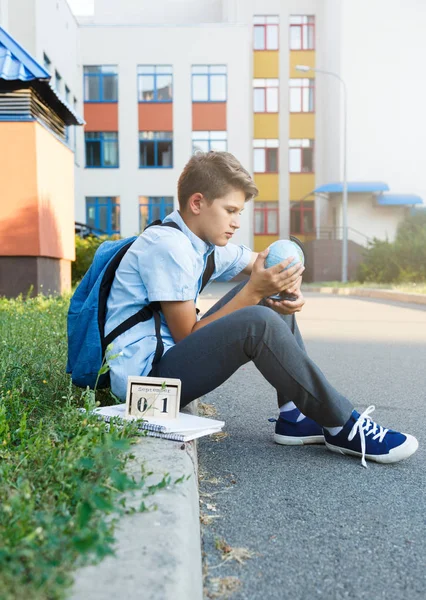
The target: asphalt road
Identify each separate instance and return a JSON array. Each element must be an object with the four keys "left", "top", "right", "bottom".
[{"left": 199, "top": 291, "right": 426, "bottom": 600}]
